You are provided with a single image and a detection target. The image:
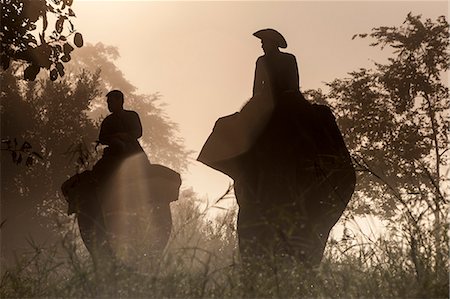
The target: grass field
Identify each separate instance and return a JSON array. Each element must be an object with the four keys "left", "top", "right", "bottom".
[{"left": 1, "top": 194, "right": 448, "bottom": 298}]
